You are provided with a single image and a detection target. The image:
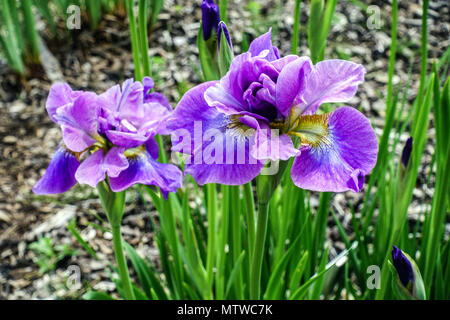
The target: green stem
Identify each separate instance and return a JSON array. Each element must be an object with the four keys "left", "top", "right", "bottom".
[
  {"left": 216, "top": 185, "right": 230, "bottom": 299},
  {"left": 138, "top": 0, "right": 151, "bottom": 77},
  {"left": 231, "top": 186, "right": 243, "bottom": 299},
  {"left": 111, "top": 223, "right": 135, "bottom": 300},
  {"left": 250, "top": 202, "right": 269, "bottom": 299},
  {"left": 22, "top": 0, "right": 40, "bottom": 62},
  {"left": 291, "top": 0, "right": 302, "bottom": 55},
  {"left": 161, "top": 194, "right": 183, "bottom": 299},
  {"left": 125, "top": 0, "right": 143, "bottom": 80},
  {"left": 206, "top": 183, "right": 217, "bottom": 299},
  {"left": 243, "top": 182, "right": 256, "bottom": 262},
  {"left": 97, "top": 182, "right": 135, "bottom": 300}
]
